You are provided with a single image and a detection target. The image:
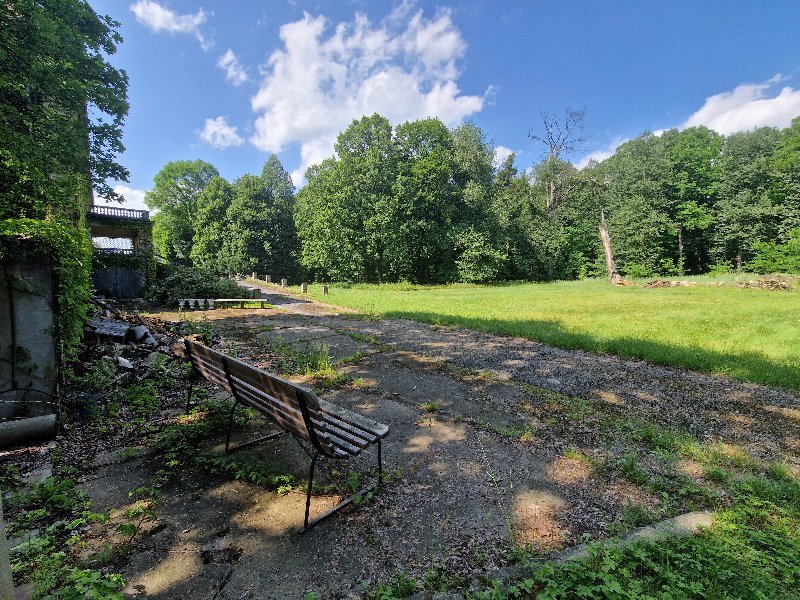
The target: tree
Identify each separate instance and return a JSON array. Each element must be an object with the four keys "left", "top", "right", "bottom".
[
  {"left": 146, "top": 160, "right": 219, "bottom": 261},
  {"left": 529, "top": 109, "right": 587, "bottom": 213},
  {"left": 219, "top": 156, "right": 299, "bottom": 278},
  {"left": 771, "top": 116, "right": 800, "bottom": 241},
  {"left": 663, "top": 126, "right": 722, "bottom": 273},
  {"left": 190, "top": 176, "right": 234, "bottom": 272},
  {"left": 0, "top": 0, "right": 129, "bottom": 222},
  {"left": 712, "top": 128, "right": 780, "bottom": 270}
]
